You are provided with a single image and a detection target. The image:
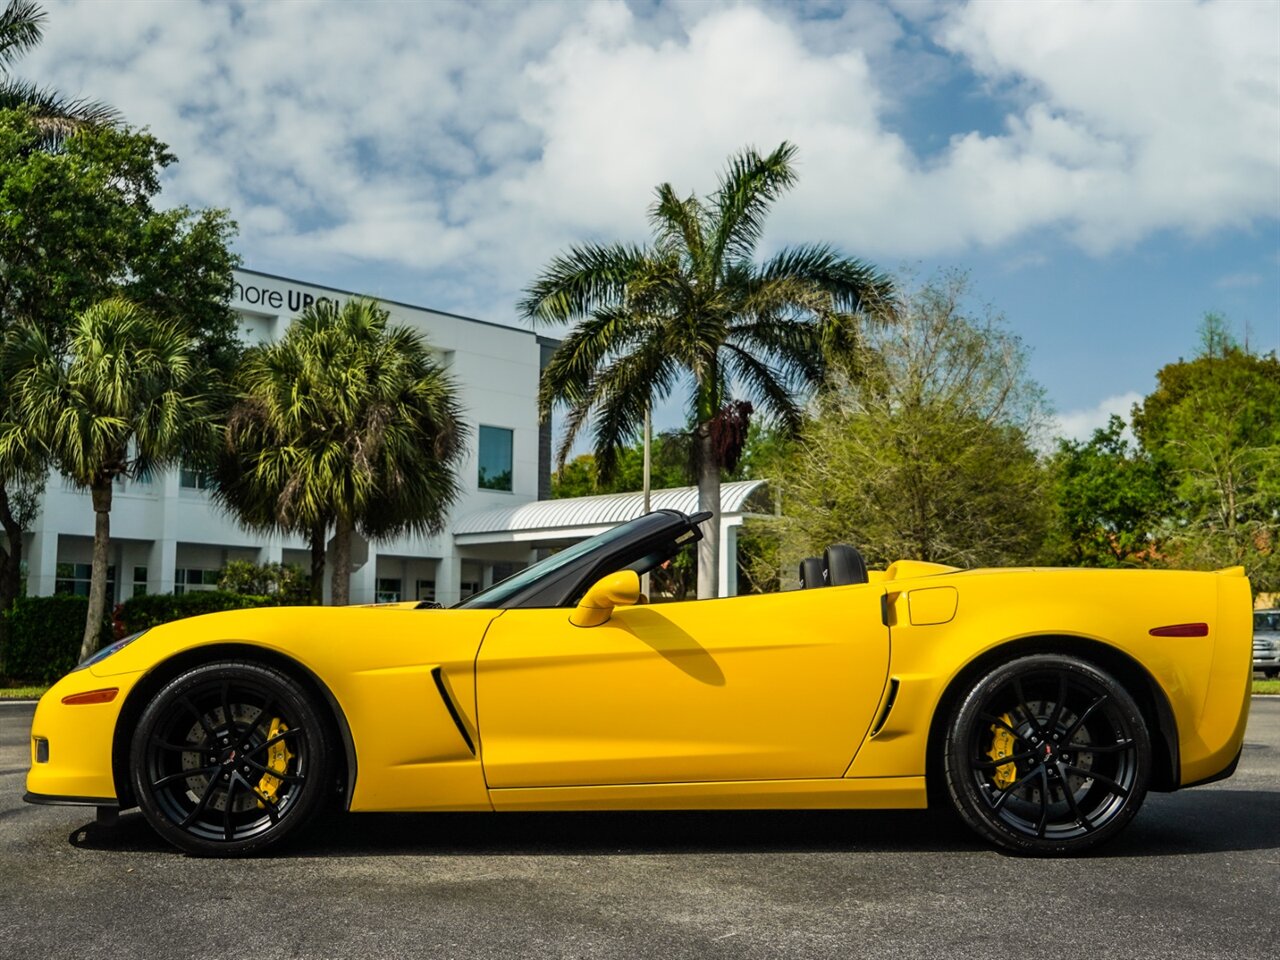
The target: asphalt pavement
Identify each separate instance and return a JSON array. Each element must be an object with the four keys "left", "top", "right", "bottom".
[{"left": 1, "top": 698, "right": 1277, "bottom": 960}]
